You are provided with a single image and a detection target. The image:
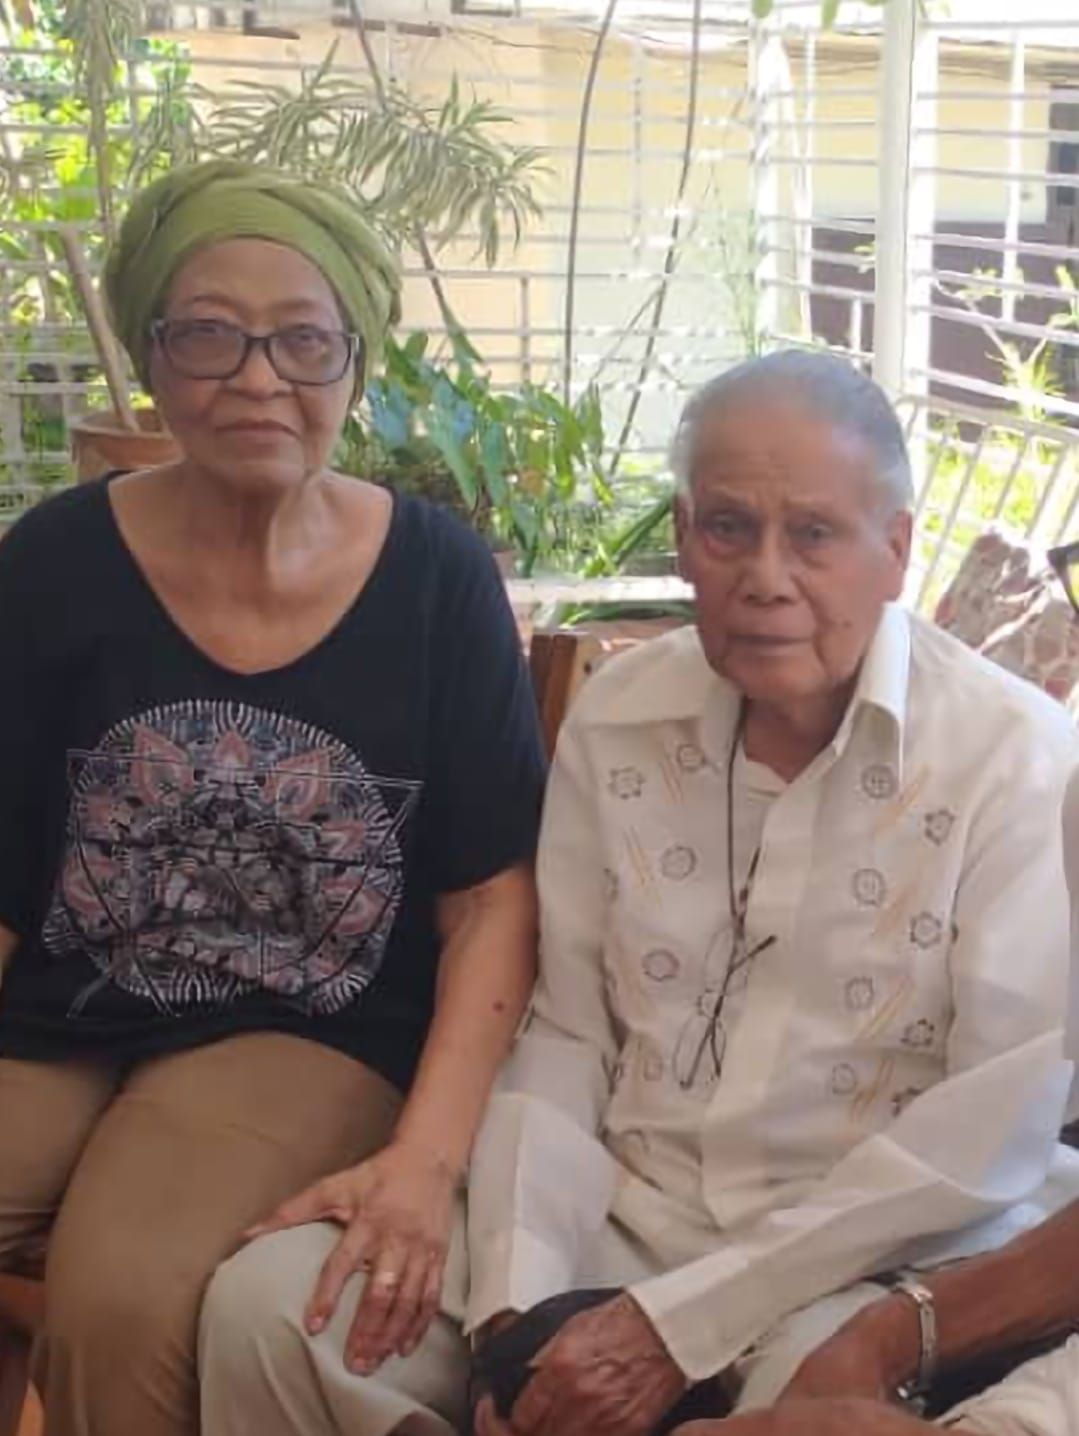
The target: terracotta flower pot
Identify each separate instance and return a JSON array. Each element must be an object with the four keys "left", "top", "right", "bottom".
[{"left": 69, "top": 407, "right": 181, "bottom": 483}]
